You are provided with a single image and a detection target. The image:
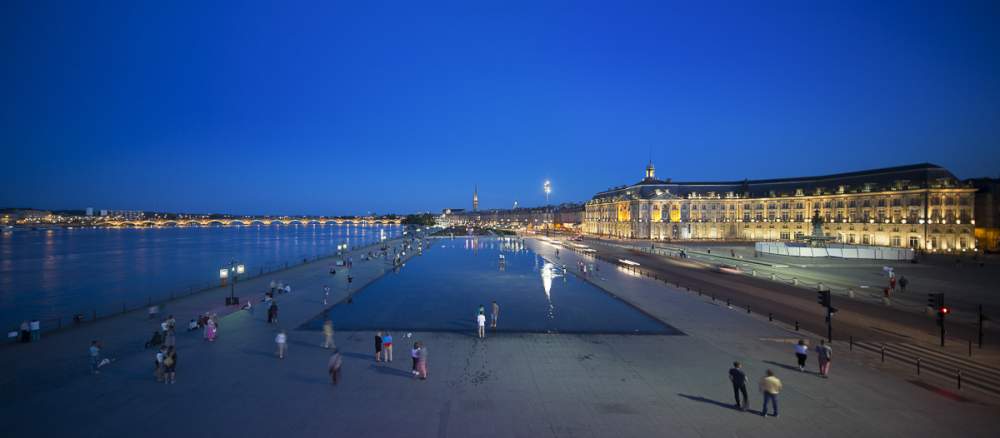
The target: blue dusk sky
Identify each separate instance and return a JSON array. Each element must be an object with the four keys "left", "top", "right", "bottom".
[{"left": 2, "top": 1, "right": 999, "bottom": 215}]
